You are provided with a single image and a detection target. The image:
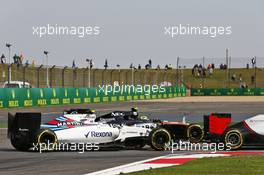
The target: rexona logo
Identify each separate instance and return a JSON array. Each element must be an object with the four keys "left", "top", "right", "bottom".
[{"left": 85, "top": 131, "right": 112, "bottom": 138}]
